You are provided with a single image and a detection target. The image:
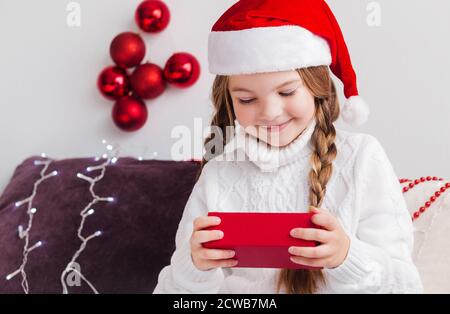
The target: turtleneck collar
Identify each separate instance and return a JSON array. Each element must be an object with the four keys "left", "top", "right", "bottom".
[{"left": 222, "top": 118, "right": 316, "bottom": 172}]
